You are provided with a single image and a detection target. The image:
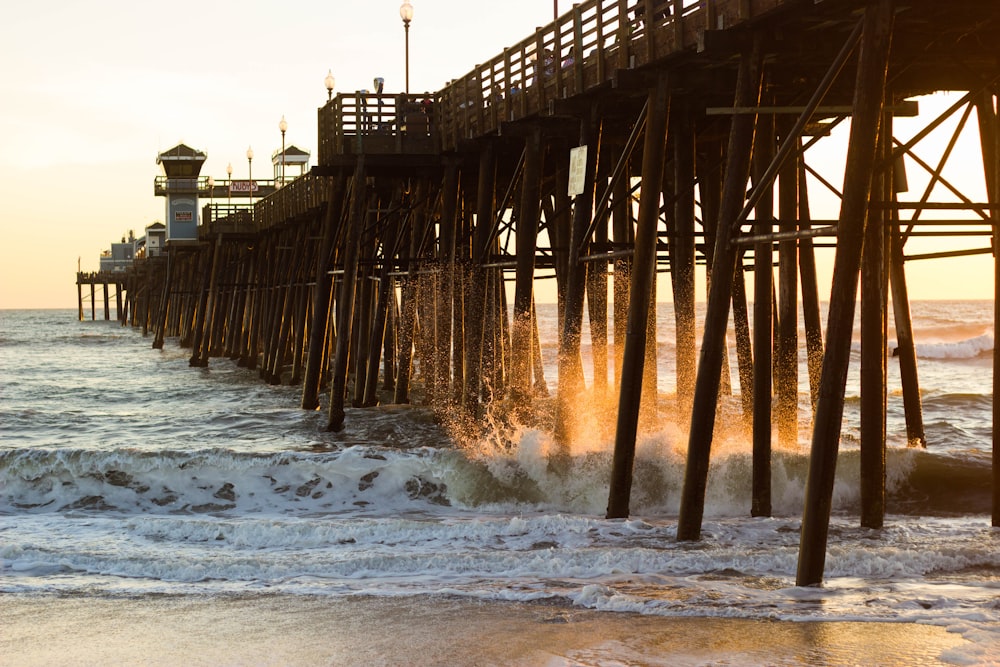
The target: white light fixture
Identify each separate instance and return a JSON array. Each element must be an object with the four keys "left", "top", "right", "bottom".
[
  {"left": 400, "top": 1, "right": 414, "bottom": 94},
  {"left": 325, "top": 70, "right": 336, "bottom": 101}
]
